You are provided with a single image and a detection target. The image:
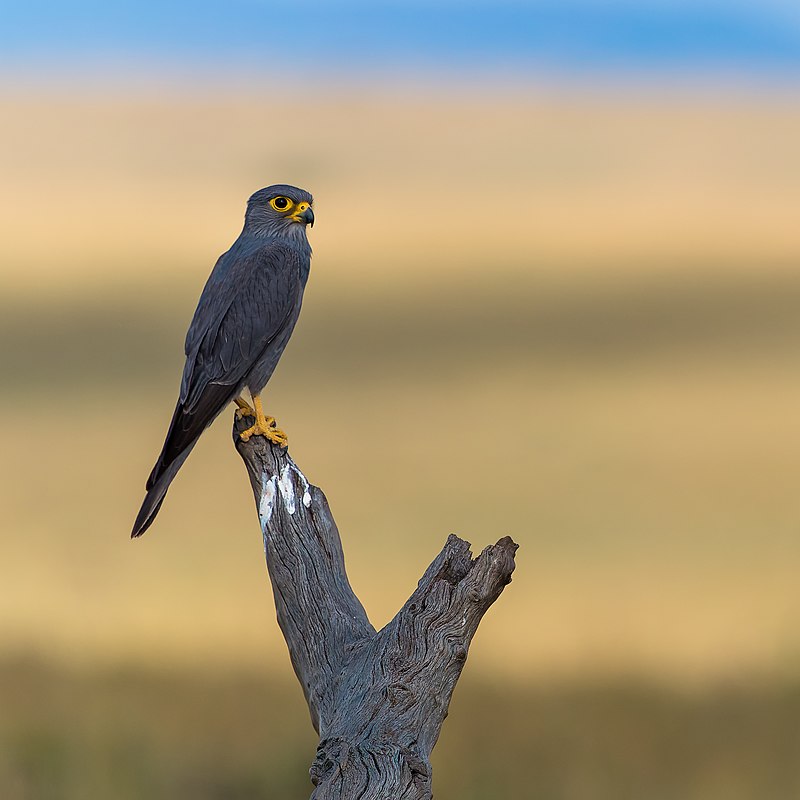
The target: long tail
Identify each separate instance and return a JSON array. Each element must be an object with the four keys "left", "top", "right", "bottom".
[
  {"left": 131, "top": 449, "right": 193, "bottom": 538},
  {"left": 131, "top": 384, "right": 233, "bottom": 538}
]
